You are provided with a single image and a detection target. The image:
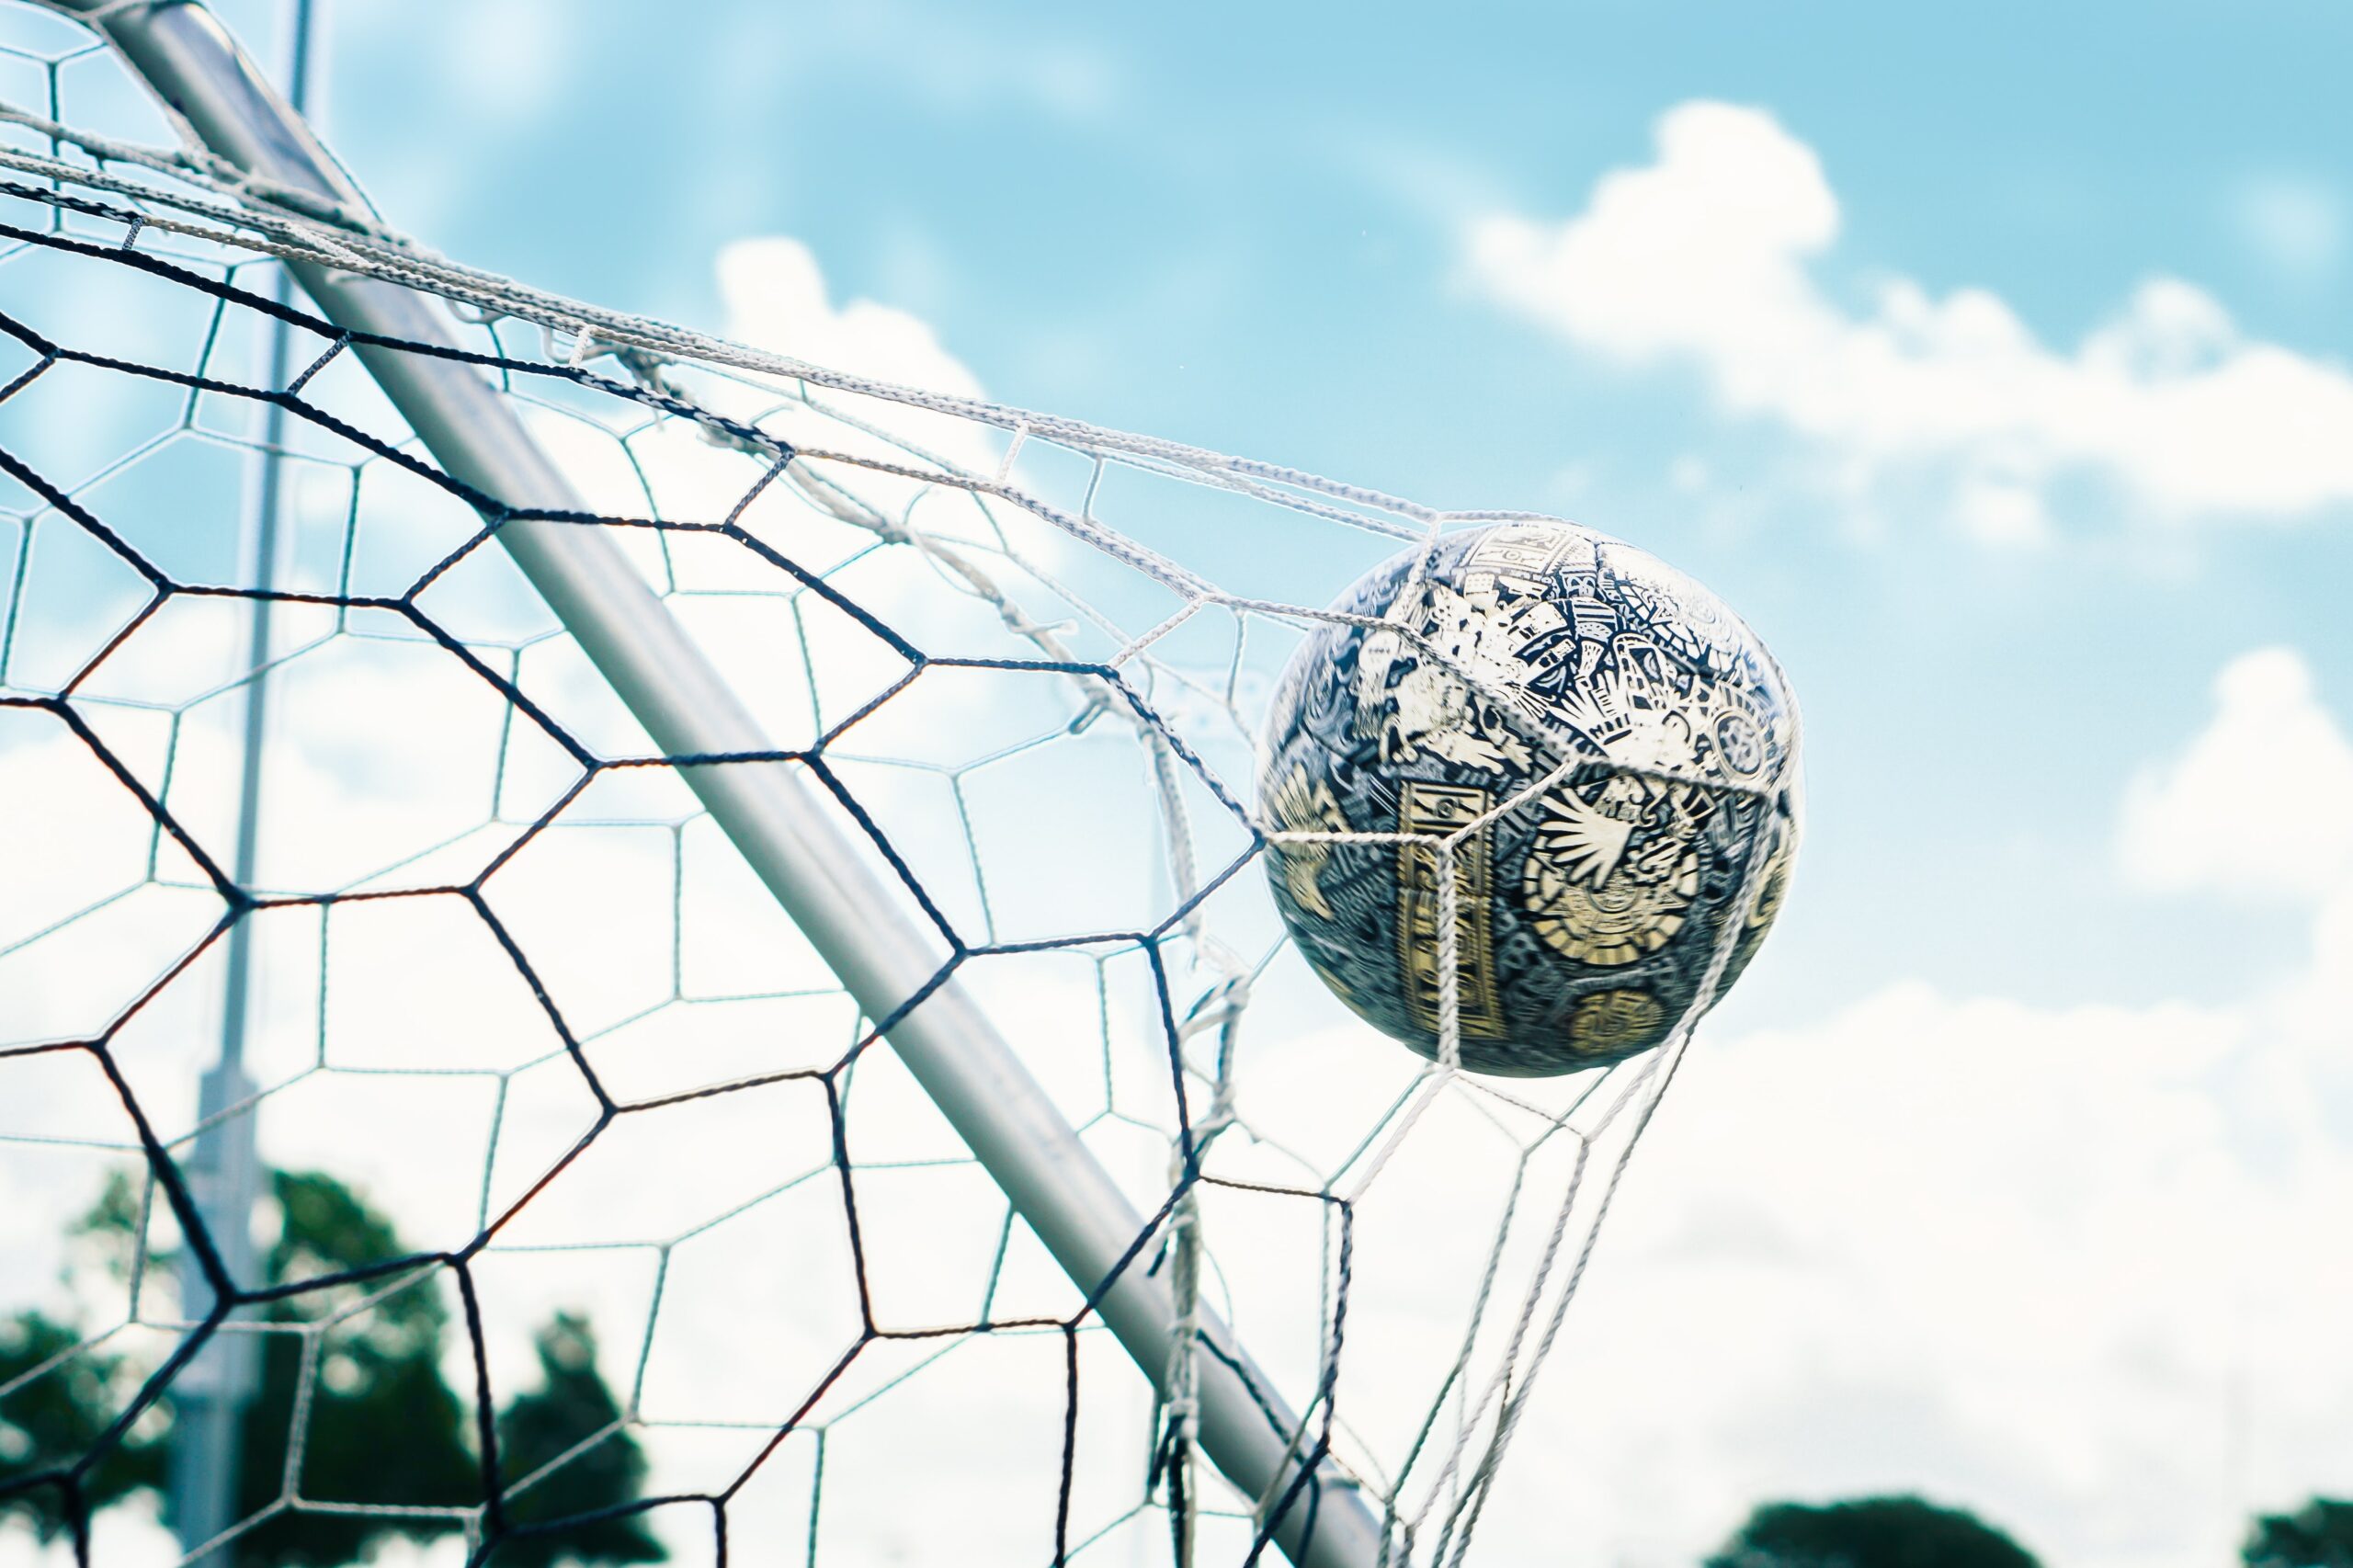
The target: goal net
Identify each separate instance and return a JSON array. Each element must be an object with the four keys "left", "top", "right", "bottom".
[{"left": 0, "top": 6, "right": 1786, "bottom": 1566}]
